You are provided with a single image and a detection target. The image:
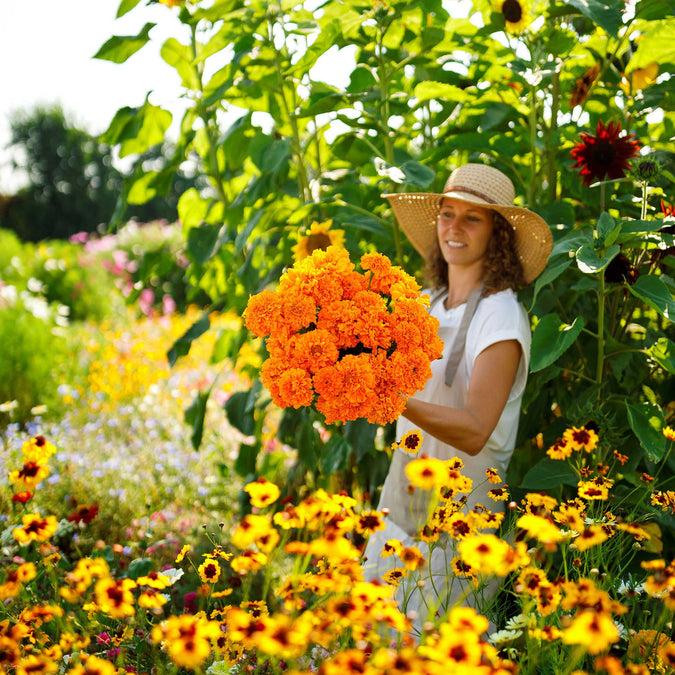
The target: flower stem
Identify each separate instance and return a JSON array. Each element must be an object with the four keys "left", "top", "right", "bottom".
[{"left": 596, "top": 271, "right": 606, "bottom": 384}]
